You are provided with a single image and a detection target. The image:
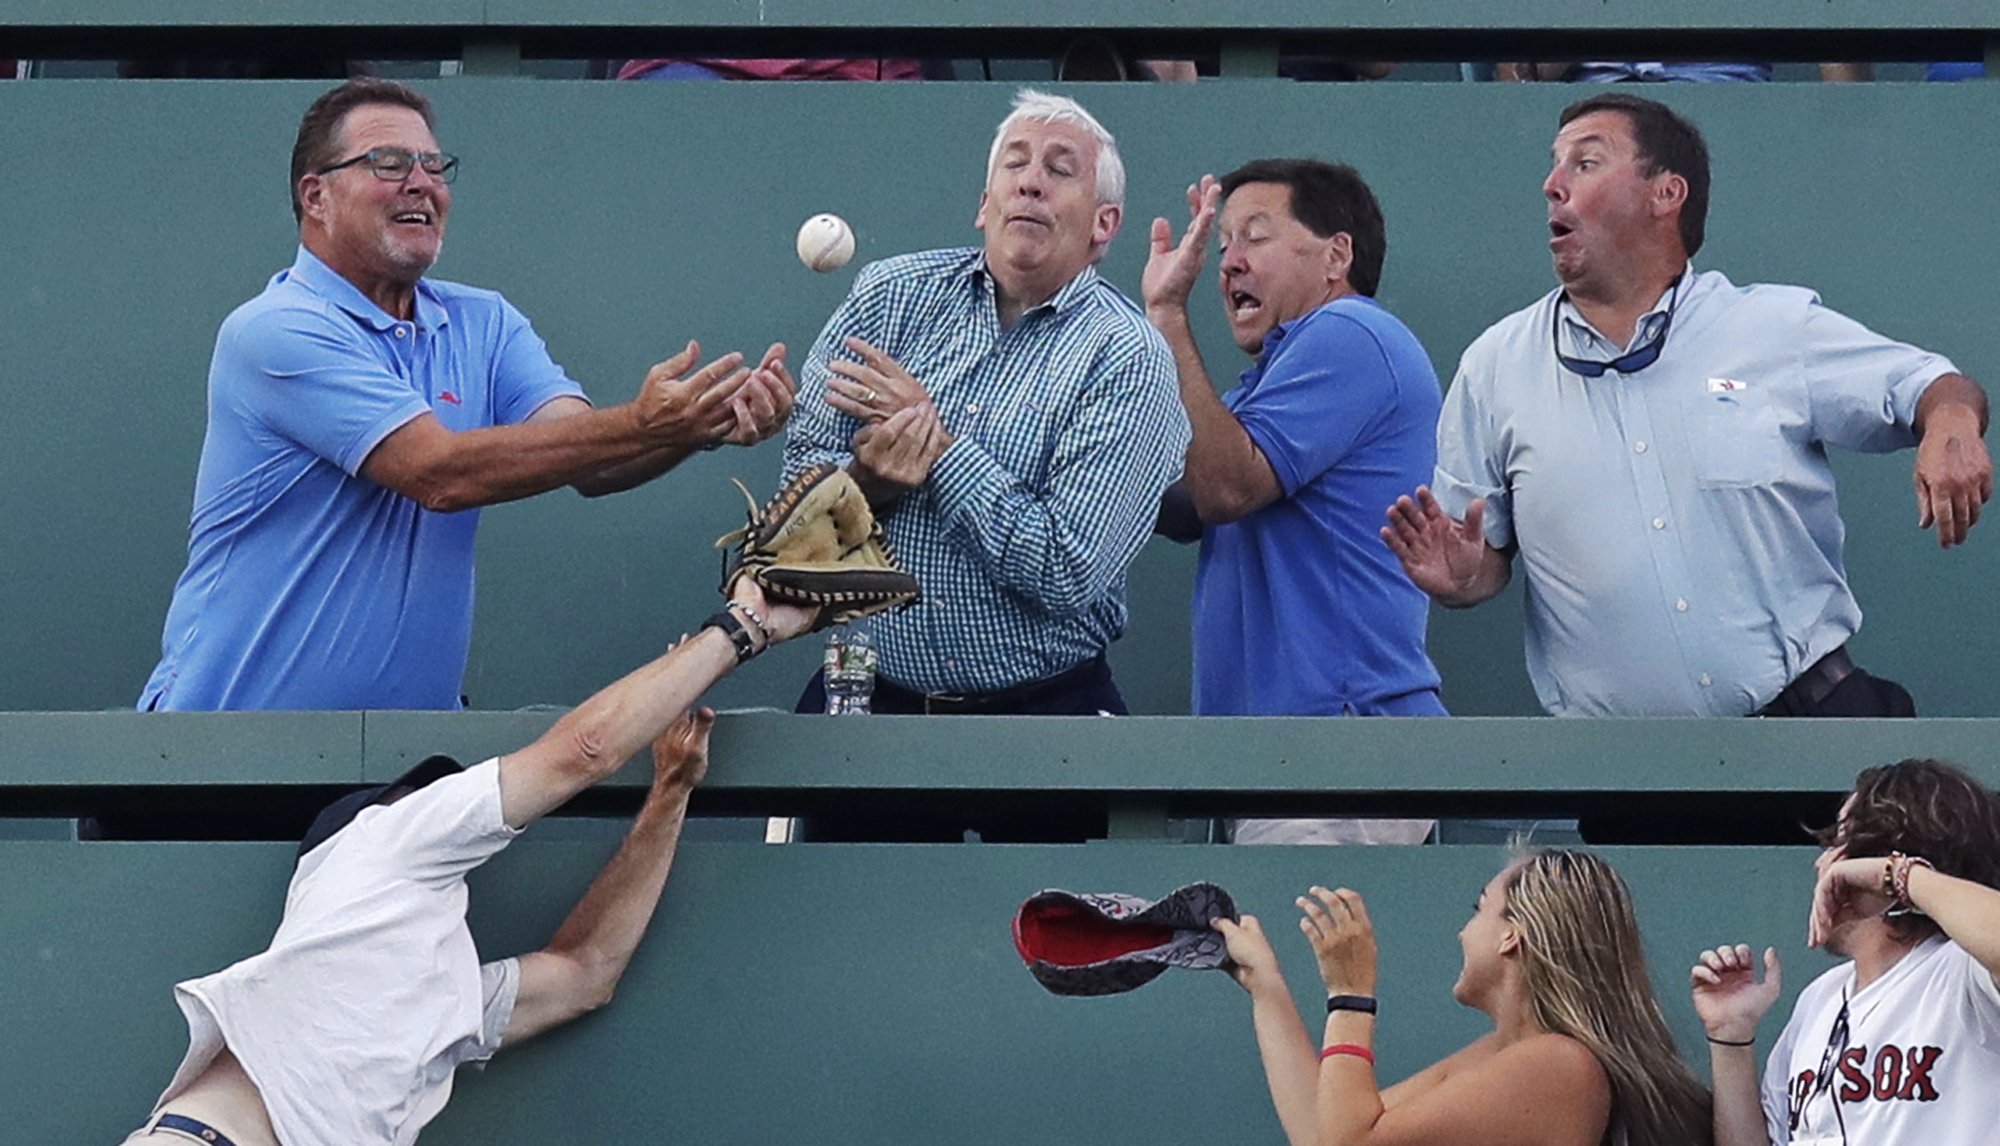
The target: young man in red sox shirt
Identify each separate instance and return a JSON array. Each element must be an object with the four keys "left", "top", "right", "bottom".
[{"left": 1692, "top": 759, "right": 2000, "bottom": 1145}]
